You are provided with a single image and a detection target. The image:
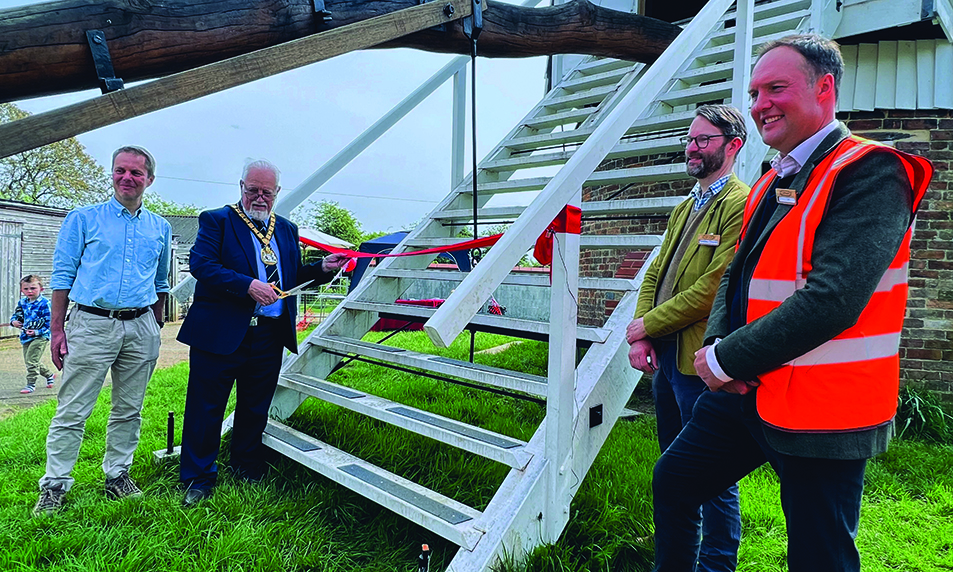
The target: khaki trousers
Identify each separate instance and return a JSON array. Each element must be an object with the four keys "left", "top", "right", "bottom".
[
  {"left": 40, "top": 307, "right": 160, "bottom": 491},
  {"left": 22, "top": 338, "right": 54, "bottom": 388}
]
